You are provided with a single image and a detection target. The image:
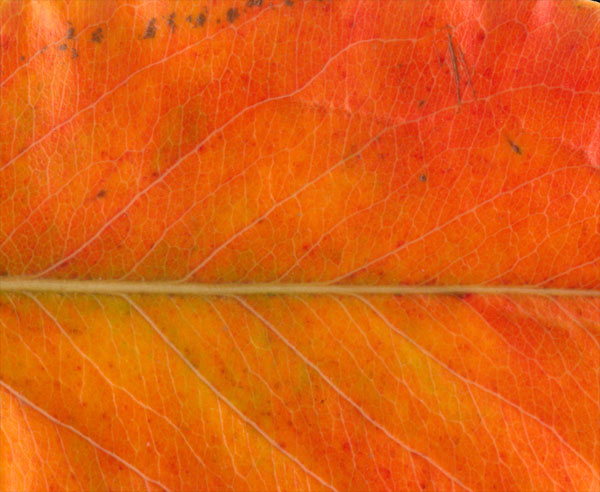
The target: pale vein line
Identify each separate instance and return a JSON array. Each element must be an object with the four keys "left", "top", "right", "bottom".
[
  {"left": 0, "top": 381, "right": 172, "bottom": 492},
  {"left": 23, "top": 37, "right": 411, "bottom": 278},
  {"left": 234, "top": 296, "right": 473, "bottom": 492},
  {"left": 357, "top": 295, "right": 600, "bottom": 482},
  {"left": 22, "top": 292, "right": 217, "bottom": 481},
  {"left": 0, "top": 278, "right": 598, "bottom": 297},
  {"left": 121, "top": 294, "right": 339, "bottom": 492}
]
